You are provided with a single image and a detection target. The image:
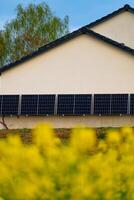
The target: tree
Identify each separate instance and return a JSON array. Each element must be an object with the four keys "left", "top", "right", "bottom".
[
  {"left": 0, "top": 31, "right": 7, "bottom": 66},
  {"left": 0, "top": 2, "right": 69, "bottom": 66}
]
